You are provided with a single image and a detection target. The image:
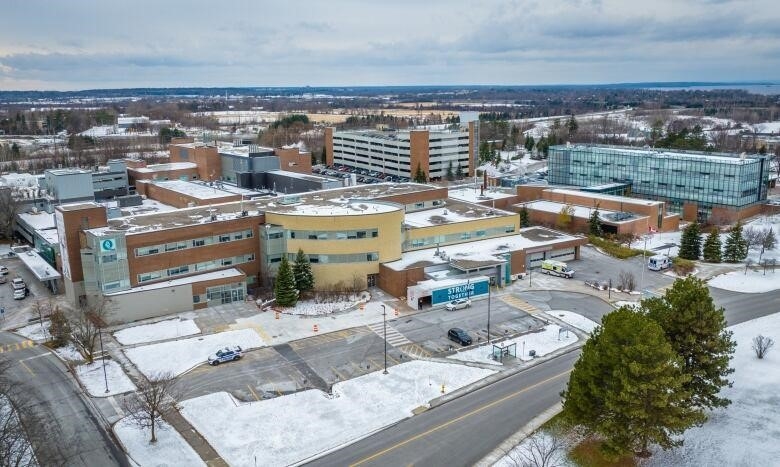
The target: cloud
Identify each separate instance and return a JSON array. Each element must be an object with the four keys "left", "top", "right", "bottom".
[{"left": 0, "top": 0, "right": 778, "bottom": 89}]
